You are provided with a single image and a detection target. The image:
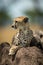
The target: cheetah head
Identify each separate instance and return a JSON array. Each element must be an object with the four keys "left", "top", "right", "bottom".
[{"left": 11, "top": 16, "right": 29, "bottom": 29}]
